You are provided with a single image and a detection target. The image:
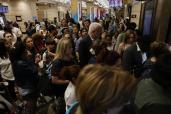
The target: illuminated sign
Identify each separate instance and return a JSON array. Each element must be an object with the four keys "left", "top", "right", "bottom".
[
  {"left": 0, "top": 5, "right": 8, "bottom": 13},
  {"left": 109, "top": 0, "right": 123, "bottom": 7}
]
